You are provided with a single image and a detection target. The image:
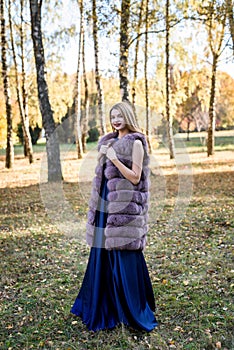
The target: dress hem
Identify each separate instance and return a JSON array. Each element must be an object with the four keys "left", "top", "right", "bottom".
[{"left": 69, "top": 311, "right": 158, "bottom": 333}]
